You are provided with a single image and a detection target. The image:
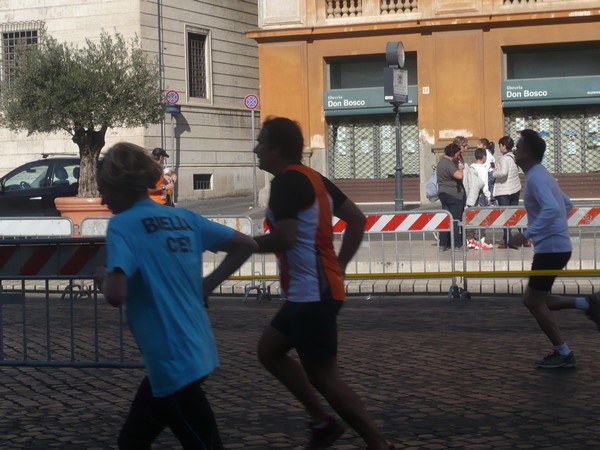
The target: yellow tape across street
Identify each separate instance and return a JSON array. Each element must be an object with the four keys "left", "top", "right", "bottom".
[{"left": 229, "top": 269, "right": 600, "bottom": 282}]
